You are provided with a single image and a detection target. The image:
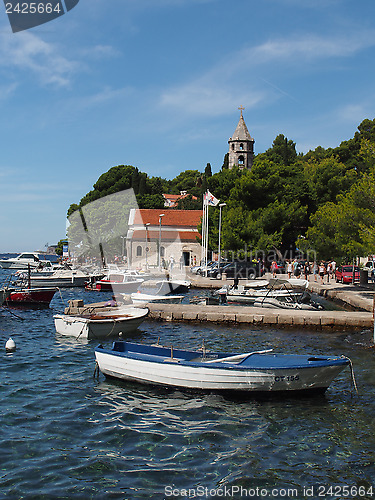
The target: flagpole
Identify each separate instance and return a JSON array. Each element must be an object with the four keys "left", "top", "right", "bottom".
[
  {"left": 201, "top": 190, "right": 220, "bottom": 277},
  {"left": 201, "top": 194, "right": 206, "bottom": 265},
  {"left": 205, "top": 199, "right": 209, "bottom": 277}
]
